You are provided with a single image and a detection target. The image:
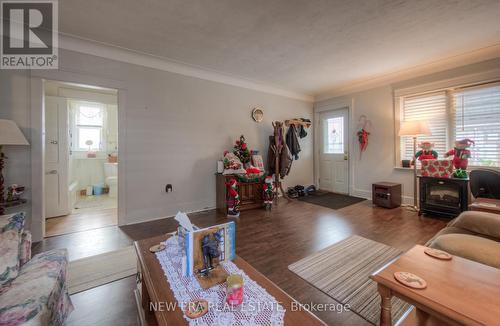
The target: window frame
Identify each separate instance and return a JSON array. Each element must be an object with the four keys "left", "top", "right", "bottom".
[
  {"left": 395, "top": 80, "right": 500, "bottom": 169},
  {"left": 70, "top": 100, "right": 107, "bottom": 152}
]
